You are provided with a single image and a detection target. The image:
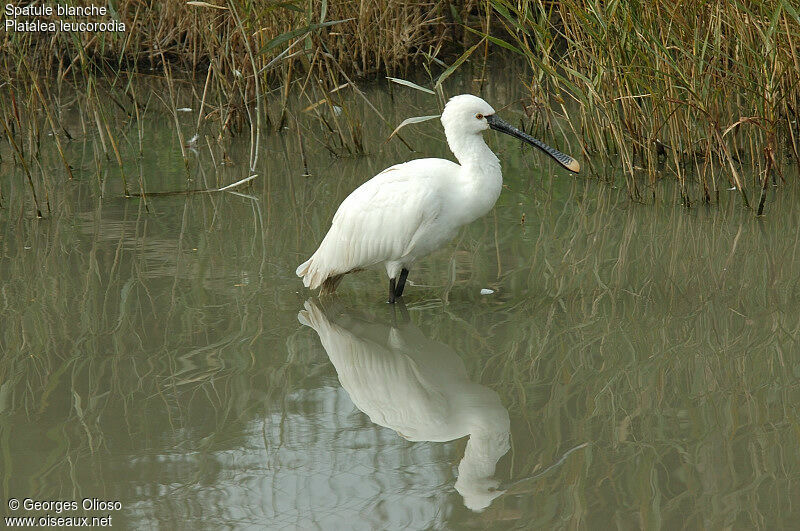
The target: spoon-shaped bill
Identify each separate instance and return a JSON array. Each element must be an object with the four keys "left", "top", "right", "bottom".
[{"left": 486, "top": 114, "right": 580, "bottom": 173}]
